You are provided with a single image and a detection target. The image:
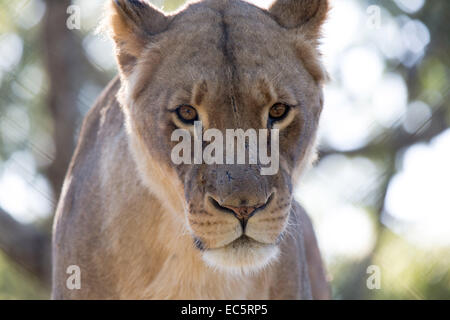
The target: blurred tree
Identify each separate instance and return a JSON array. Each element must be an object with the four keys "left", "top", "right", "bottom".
[
  {"left": 0, "top": 0, "right": 448, "bottom": 299},
  {"left": 320, "top": 0, "right": 450, "bottom": 299},
  {"left": 0, "top": 0, "right": 110, "bottom": 292}
]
